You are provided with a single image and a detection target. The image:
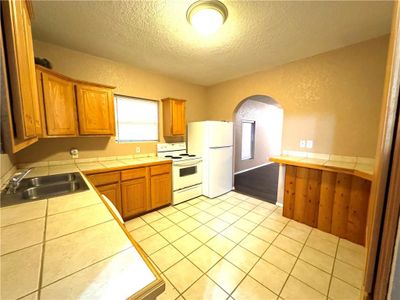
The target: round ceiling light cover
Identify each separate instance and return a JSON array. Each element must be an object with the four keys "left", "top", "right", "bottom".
[{"left": 187, "top": 0, "right": 228, "bottom": 35}]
